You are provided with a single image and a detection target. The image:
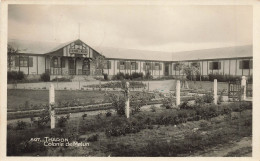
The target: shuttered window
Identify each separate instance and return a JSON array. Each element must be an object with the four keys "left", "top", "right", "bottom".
[
  {"left": 17, "top": 56, "right": 30, "bottom": 67},
  {"left": 119, "top": 61, "right": 125, "bottom": 70},
  {"left": 154, "top": 63, "right": 160, "bottom": 70},
  {"left": 131, "top": 62, "right": 138, "bottom": 70},
  {"left": 239, "top": 60, "right": 252, "bottom": 69},
  {"left": 61, "top": 58, "right": 66, "bottom": 68},
  {"left": 209, "top": 61, "right": 221, "bottom": 70},
  {"left": 104, "top": 60, "right": 111, "bottom": 69},
  {"left": 126, "top": 62, "right": 131, "bottom": 69}
]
